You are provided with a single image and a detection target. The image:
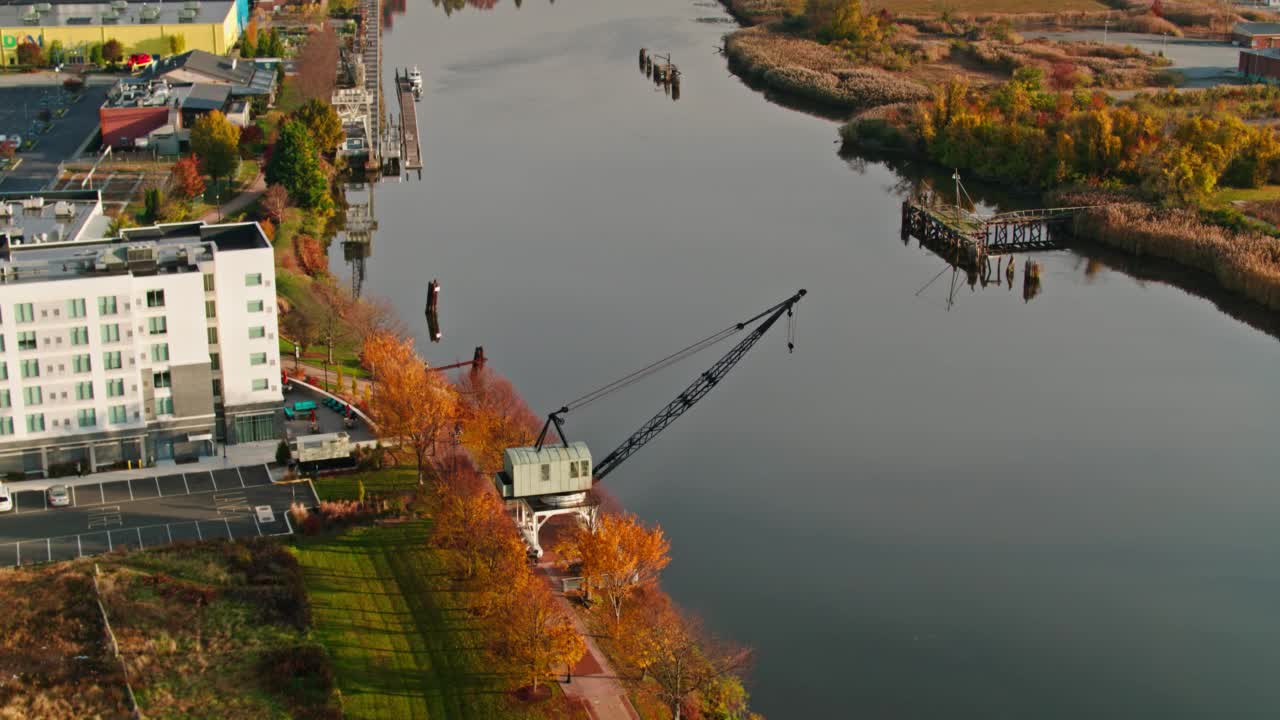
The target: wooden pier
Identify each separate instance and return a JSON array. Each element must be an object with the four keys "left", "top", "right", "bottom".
[
  {"left": 900, "top": 200, "right": 1088, "bottom": 265},
  {"left": 394, "top": 69, "right": 423, "bottom": 178}
]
